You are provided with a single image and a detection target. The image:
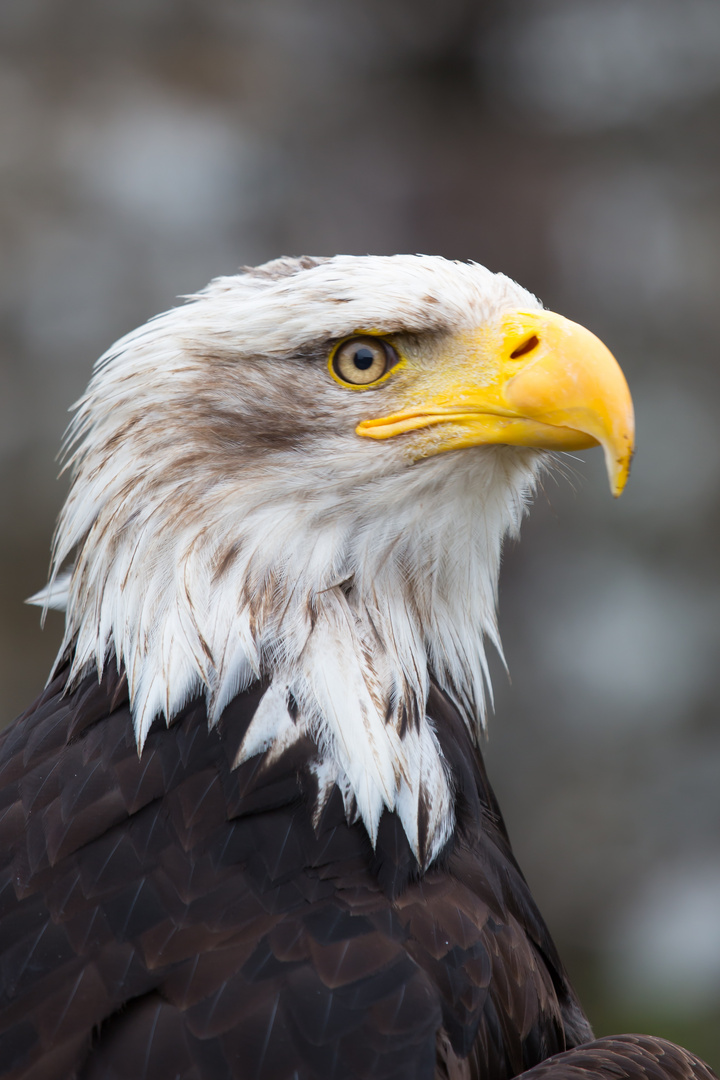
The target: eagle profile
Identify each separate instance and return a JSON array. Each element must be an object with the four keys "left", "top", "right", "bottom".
[{"left": 0, "top": 255, "right": 713, "bottom": 1080}]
